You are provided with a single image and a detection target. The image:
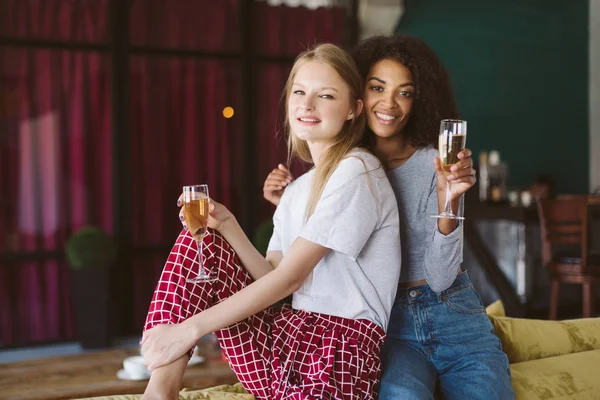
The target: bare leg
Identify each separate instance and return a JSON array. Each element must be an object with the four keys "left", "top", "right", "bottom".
[{"left": 140, "top": 355, "right": 187, "bottom": 400}]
